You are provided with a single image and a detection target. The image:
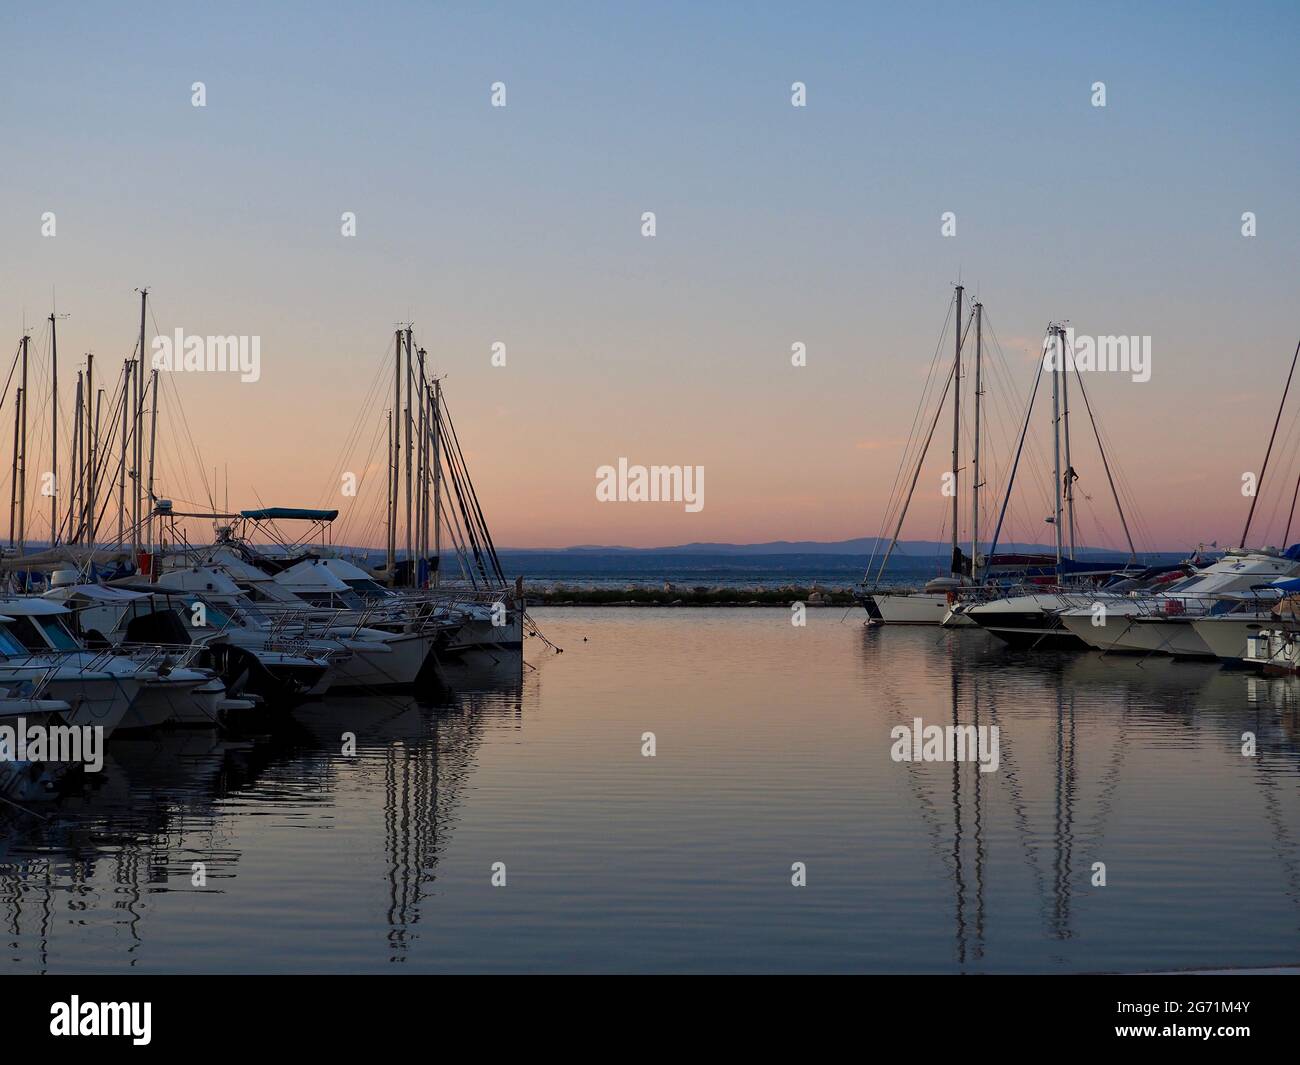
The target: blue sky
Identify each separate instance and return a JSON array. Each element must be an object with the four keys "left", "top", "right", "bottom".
[{"left": 1, "top": 1, "right": 1296, "bottom": 548}]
